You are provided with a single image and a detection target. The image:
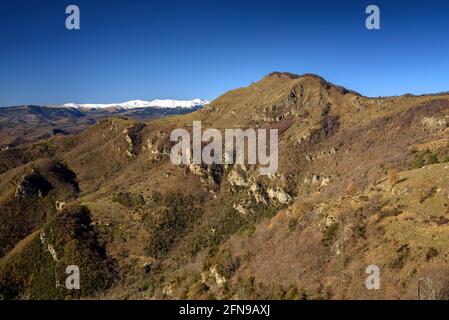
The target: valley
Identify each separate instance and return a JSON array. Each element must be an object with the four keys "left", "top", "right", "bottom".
[{"left": 0, "top": 99, "right": 208, "bottom": 148}]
